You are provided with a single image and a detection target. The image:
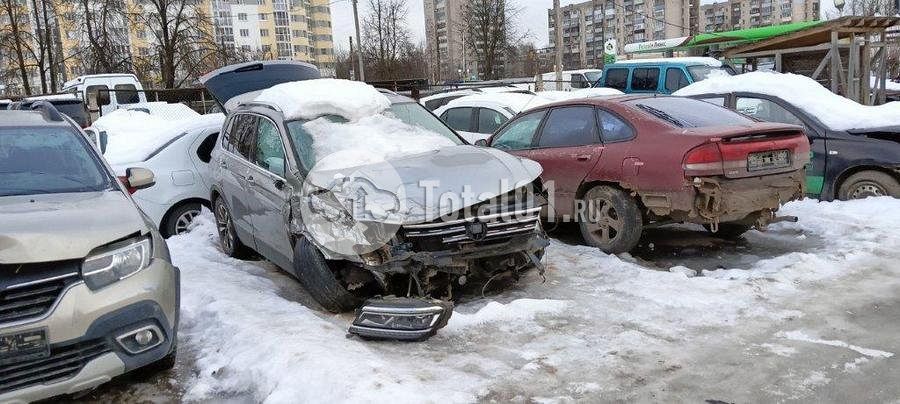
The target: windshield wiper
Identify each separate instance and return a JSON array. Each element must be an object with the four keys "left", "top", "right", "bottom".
[{"left": 636, "top": 104, "right": 686, "bottom": 127}]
